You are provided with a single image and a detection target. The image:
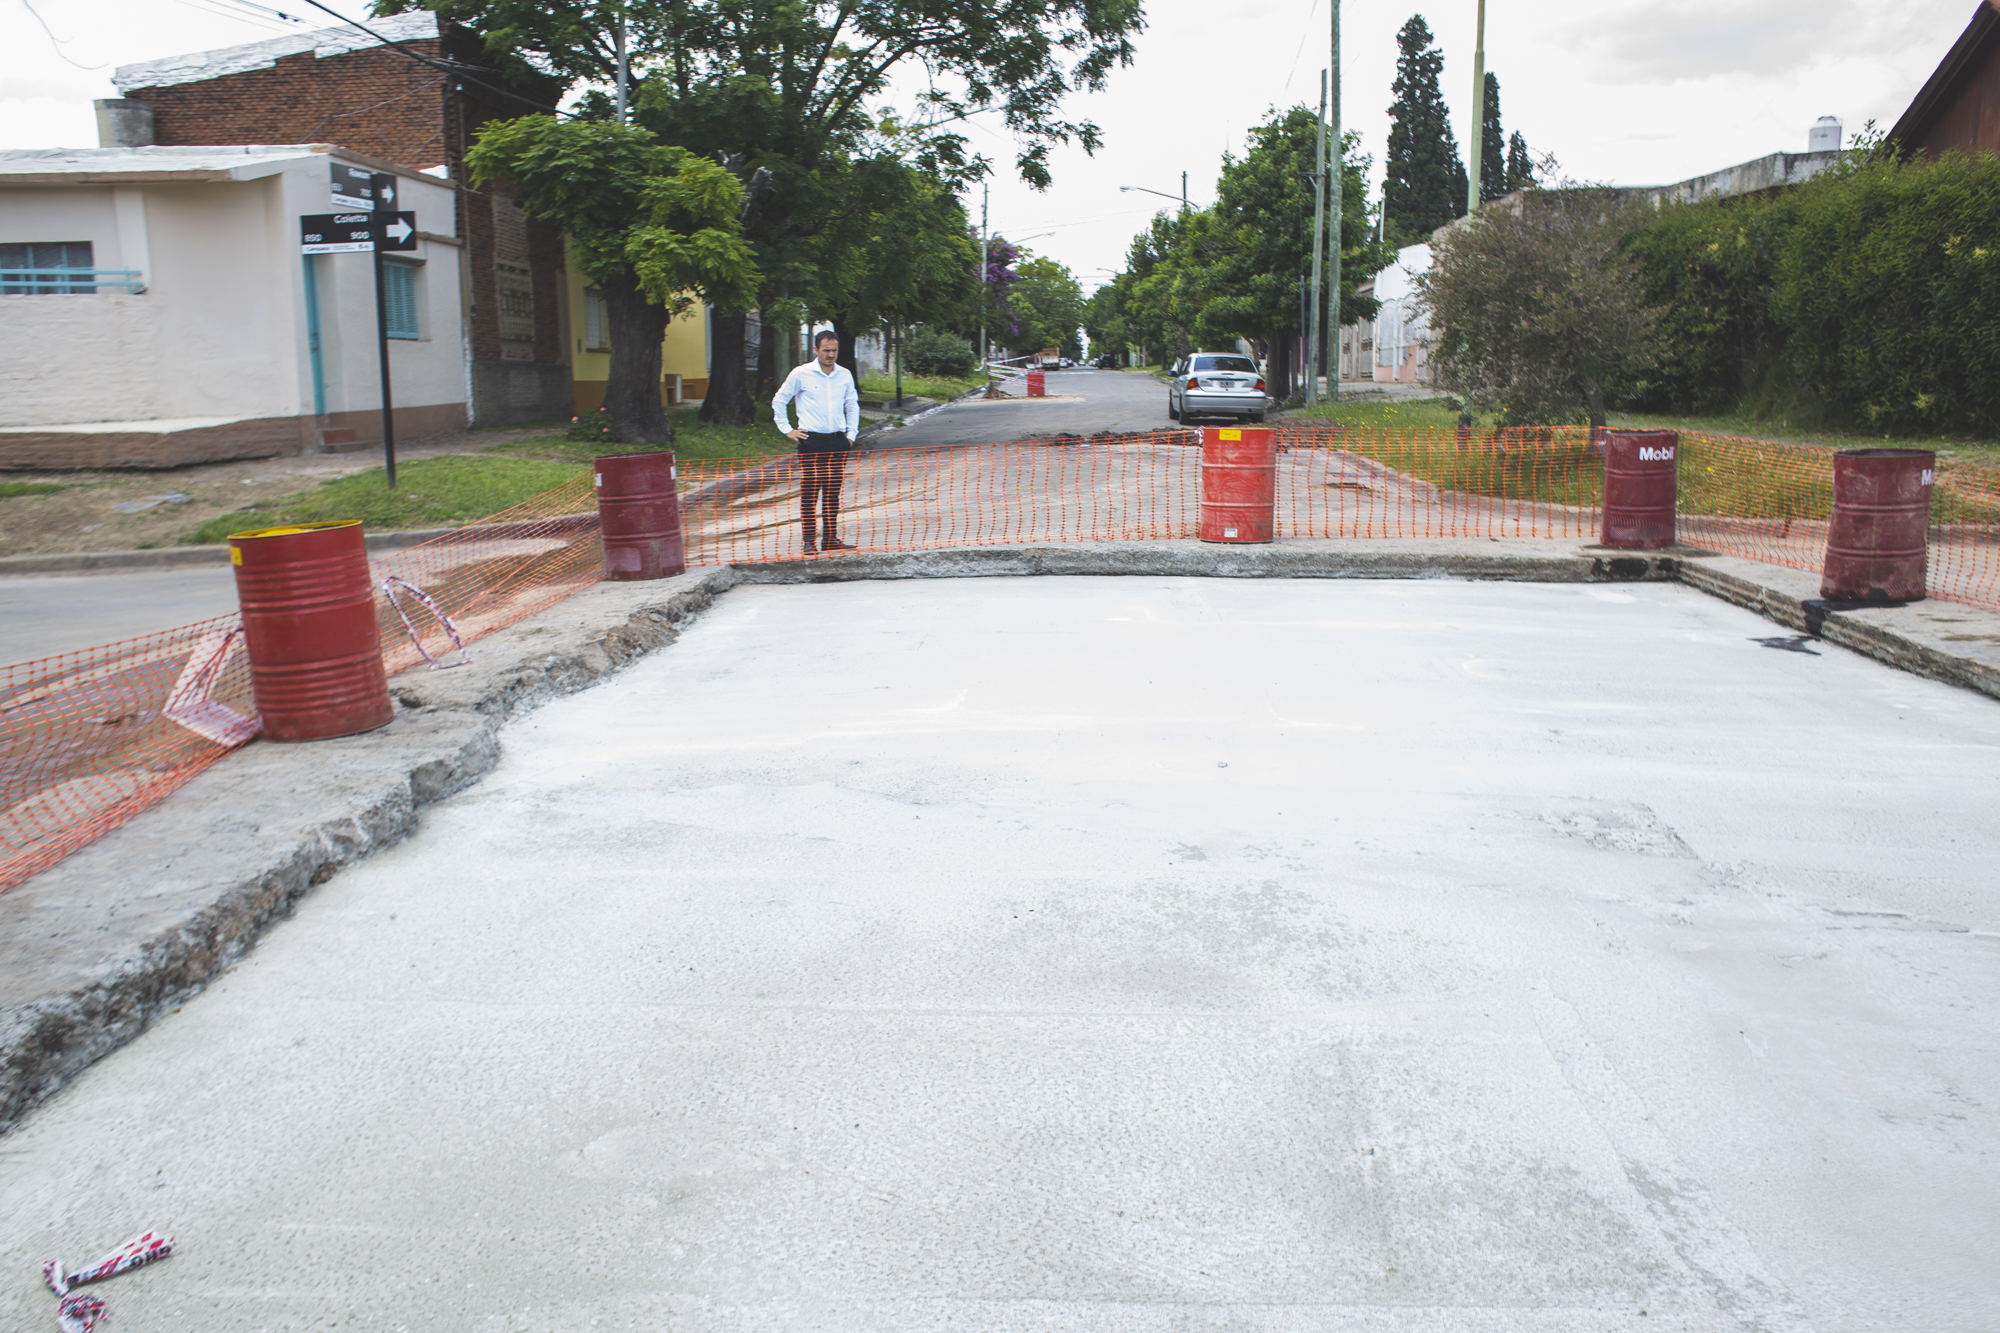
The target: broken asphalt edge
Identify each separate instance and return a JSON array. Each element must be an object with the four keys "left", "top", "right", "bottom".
[{"left": 3, "top": 540, "right": 1993, "bottom": 1136}]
